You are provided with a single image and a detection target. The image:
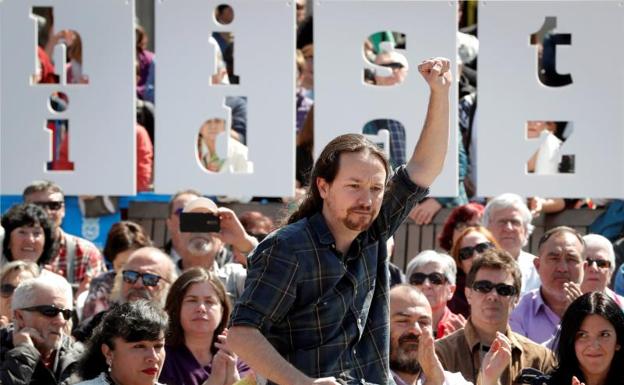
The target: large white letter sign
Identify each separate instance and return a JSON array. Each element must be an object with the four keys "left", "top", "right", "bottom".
[
  {"left": 0, "top": 0, "right": 135, "bottom": 195},
  {"left": 155, "top": 0, "right": 295, "bottom": 196},
  {"left": 478, "top": 1, "right": 624, "bottom": 198},
  {"left": 315, "top": 0, "right": 458, "bottom": 196}
]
